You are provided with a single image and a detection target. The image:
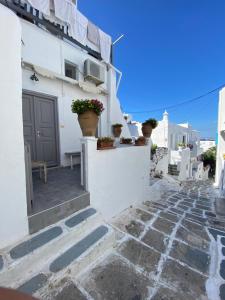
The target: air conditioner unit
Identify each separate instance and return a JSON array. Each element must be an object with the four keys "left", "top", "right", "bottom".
[{"left": 84, "top": 59, "right": 105, "bottom": 86}]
